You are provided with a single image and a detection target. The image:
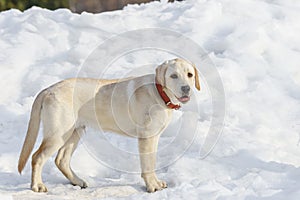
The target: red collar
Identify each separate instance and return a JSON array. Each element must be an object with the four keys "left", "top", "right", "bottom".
[{"left": 155, "top": 83, "right": 181, "bottom": 110}]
